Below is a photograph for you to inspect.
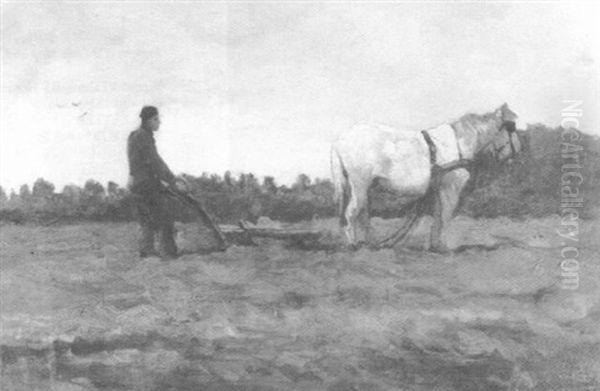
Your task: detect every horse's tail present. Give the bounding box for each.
[330,145,351,227]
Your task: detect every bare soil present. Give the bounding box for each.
[1,216,599,390]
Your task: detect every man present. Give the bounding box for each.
[127,106,184,259]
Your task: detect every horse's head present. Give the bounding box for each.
[488,103,521,161]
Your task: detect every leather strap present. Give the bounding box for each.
[422,129,472,175]
[421,130,437,166]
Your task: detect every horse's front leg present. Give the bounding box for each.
[430,168,470,253]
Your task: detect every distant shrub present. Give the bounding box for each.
[459,125,600,219]
[0,208,26,224]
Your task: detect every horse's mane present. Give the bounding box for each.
[453,112,498,136]
[449,110,502,156]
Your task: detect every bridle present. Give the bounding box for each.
[494,120,517,157]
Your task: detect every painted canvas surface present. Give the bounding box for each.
[1,2,599,390]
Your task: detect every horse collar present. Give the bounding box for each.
[421,128,471,174]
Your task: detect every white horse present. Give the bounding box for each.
[331,103,520,252]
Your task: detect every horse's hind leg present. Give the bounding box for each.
[344,180,370,246]
[358,199,372,244]
[344,181,369,245]
[343,189,358,245]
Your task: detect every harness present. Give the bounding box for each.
[421,127,471,175]
[375,119,517,249]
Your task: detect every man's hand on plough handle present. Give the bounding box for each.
[161,179,229,251]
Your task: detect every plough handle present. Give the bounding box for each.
[164,186,228,250]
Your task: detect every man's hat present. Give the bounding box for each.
[139,106,158,120]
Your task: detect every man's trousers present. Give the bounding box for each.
[132,183,177,258]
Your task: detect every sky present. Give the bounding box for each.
[1,1,599,192]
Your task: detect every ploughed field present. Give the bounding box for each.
[1,216,599,390]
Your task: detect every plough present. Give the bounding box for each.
[166,187,322,251]
[221,220,322,247]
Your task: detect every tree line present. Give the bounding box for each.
[0,173,337,225]
[1,125,599,225]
